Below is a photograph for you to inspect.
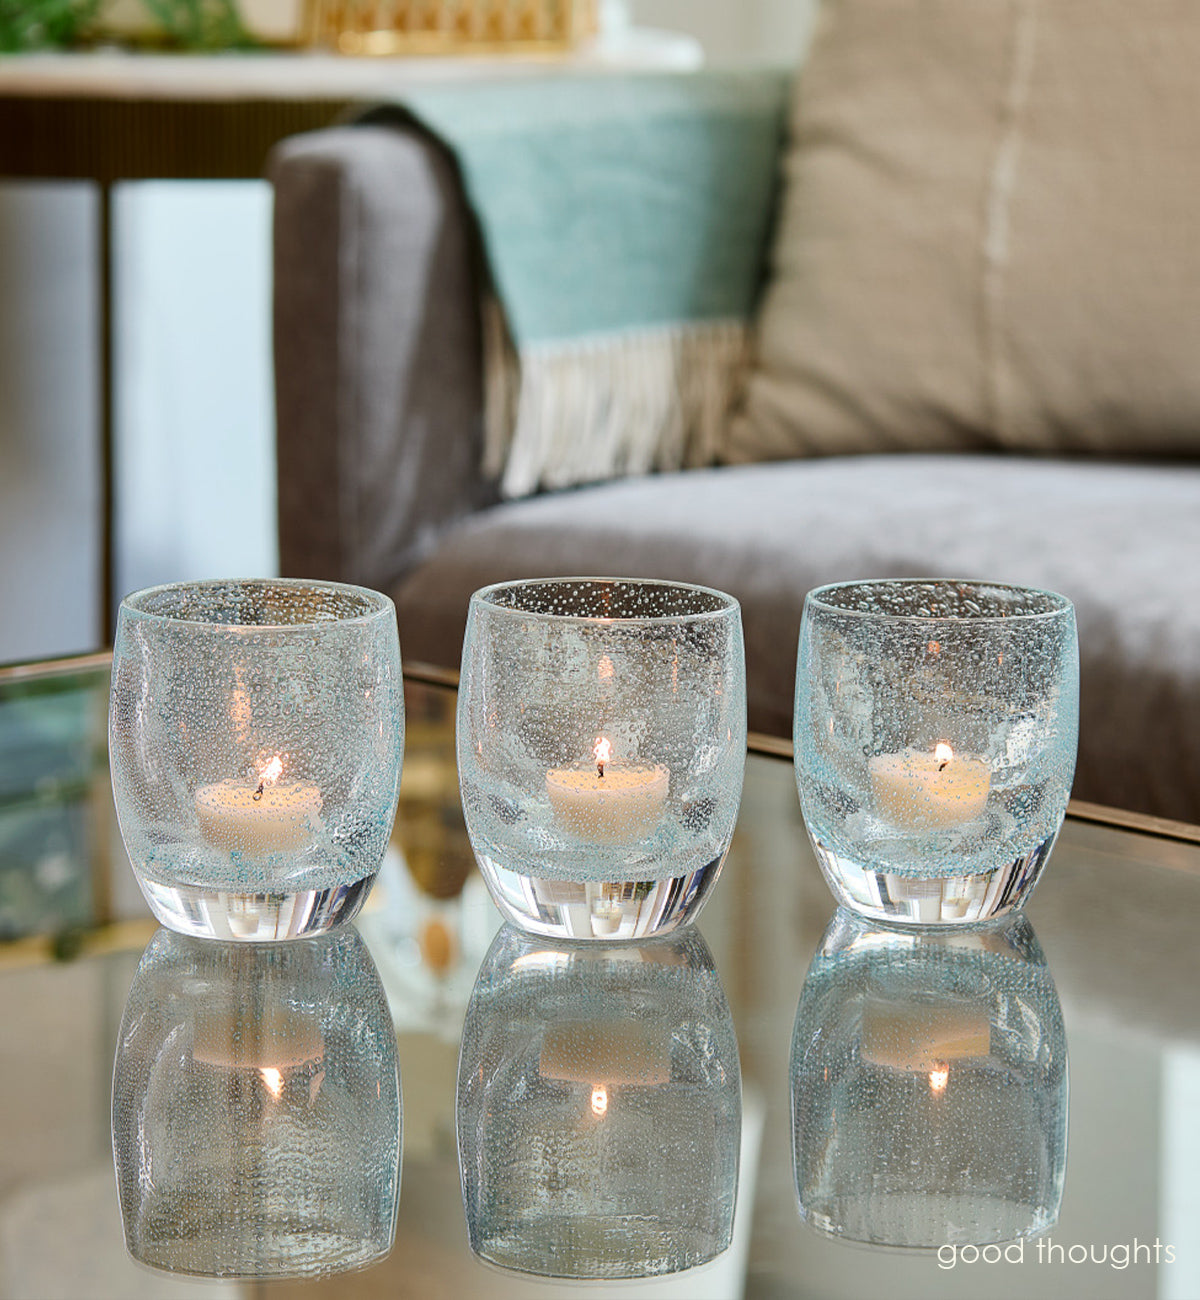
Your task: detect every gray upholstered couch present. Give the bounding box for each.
[269,70,1200,826]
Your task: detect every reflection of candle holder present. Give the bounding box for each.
[112,926,401,1278]
[794,580,1078,925]
[457,924,741,1278]
[791,908,1067,1250]
[457,578,746,940]
[109,579,404,941]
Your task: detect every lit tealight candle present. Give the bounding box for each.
[545,738,669,844]
[196,754,323,855]
[868,742,990,830]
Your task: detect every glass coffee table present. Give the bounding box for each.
[1,653,1198,1299]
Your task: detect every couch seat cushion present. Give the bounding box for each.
[395,455,1200,824]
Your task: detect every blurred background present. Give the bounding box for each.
[0,0,816,665]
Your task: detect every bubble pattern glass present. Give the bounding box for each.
[794,580,1078,925]
[791,909,1068,1250]
[112,926,401,1279]
[457,578,746,940]
[457,924,742,1279]
[109,579,404,941]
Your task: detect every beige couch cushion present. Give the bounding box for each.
[728,0,1200,461]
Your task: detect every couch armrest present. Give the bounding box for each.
[270,124,496,592]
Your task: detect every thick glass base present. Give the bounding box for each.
[811,832,1058,926]
[476,855,723,941]
[473,1215,727,1280]
[799,1191,1055,1251]
[135,871,376,941]
[130,1224,389,1280]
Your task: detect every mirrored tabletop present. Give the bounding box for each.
[1,654,1197,1300]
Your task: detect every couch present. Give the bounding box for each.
[269,5,1200,826]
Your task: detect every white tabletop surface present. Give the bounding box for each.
[0,28,703,100]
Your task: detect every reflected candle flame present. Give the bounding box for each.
[260,1067,285,1099]
[590,1084,609,1118]
[929,1064,949,1095]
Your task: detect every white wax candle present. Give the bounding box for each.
[538,1020,671,1086]
[868,743,990,830]
[859,997,991,1072]
[196,756,322,855]
[546,738,669,843]
[192,1007,324,1071]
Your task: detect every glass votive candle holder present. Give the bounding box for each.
[457,924,741,1279]
[791,909,1067,1250]
[109,579,404,941]
[794,580,1078,926]
[457,578,746,941]
[112,926,401,1279]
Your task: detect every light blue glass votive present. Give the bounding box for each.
[109,579,404,941]
[795,580,1078,925]
[112,927,401,1279]
[457,578,746,941]
[457,924,742,1279]
[791,909,1068,1250]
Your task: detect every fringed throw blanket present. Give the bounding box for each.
[360,72,788,498]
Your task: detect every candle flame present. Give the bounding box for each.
[597,655,615,681]
[934,743,954,767]
[254,754,285,801]
[591,1083,609,1118]
[260,1067,284,1099]
[929,1064,949,1095]
[594,737,612,778]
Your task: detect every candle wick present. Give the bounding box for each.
[253,780,265,801]
[597,762,605,780]
[938,760,949,772]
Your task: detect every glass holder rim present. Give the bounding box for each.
[117,576,397,633]
[470,575,742,627]
[803,577,1075,625]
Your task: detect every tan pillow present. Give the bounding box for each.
[727,0,1200,462]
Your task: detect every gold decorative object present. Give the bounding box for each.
[393,685,476,901]
[304,0,597,56]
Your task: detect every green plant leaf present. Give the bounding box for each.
[0,0,102,52]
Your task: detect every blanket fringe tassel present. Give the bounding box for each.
[483,304,749,500]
